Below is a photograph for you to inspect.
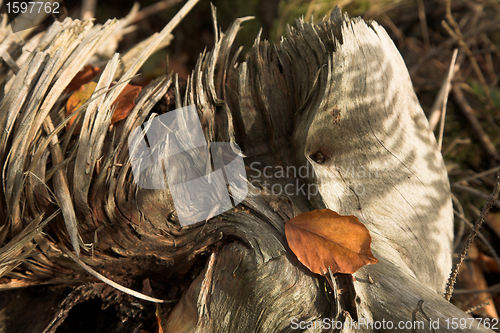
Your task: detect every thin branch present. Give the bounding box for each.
[465,301,491,314]
[453,209,500,274]
[452,194,465,251]
[130,0,184,25]
[451,183,500,208]
[444,169,500,301]
[453,166,500,185]
[443,0,495,110]
[454,283,500,294]
[451,85,500,162]
[442,137,470,156]
[81,0,97,20]
[416,0,430,50]
[0,49,19,74]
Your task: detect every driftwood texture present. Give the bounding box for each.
[0,5,493,333]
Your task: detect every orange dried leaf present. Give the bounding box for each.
[285,209,378,276]
[65,81,97,130]
[477,252,500,273]
[110,84,141,124]
[65,65,100,92]
[65,83,141,134]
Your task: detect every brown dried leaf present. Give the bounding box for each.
[285,209,378,275]
[64,64,101,93]
[110,84,142,124]
[65,83,141,134]
[65,81,97,132]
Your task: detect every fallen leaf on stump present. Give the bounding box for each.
[284,209,378,276]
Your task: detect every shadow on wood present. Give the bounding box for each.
[0,5,492,333]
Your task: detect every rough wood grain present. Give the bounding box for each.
[0,6,491,333]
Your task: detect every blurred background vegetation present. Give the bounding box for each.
[49,0,500,323]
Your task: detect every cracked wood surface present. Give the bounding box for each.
[0,6,491,333]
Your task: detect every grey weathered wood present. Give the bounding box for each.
[164,8,490,333]
[0,5,492,333]
[290,13,459,331]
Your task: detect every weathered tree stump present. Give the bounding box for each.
[0,4,493,333]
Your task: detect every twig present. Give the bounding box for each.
[328,266,346,333]
[130,0,184,25]
[444,169,500,301]
[437,49,458,150]
[410,21,500,76]
[454,166,500,184]
[442,137,470,156]
[451,85,500,163]
[305,0,317,22]
[454,283,500,294]
[452,195,465,251]
[42,284,98,333]
[416,0,430,50]
[481,35,497,83]
[443,0,495,110]
[81,0,97,20]
[453,209,500,274]
[380,15,405,48]
[465,301,490,314]
[450,183,500,208]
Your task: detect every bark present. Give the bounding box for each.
[0,5,492,333]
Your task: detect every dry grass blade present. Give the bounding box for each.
[429,48,457,133]
[454,167,500,185]
[63,247,175,304]
[437,48,458,150]
[451,183,500,208]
